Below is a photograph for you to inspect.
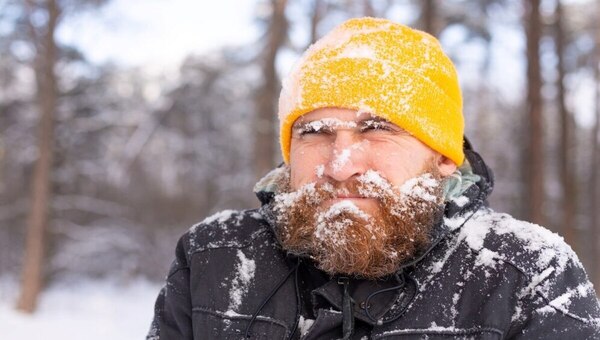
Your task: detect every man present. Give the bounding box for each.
[148,17,600,339]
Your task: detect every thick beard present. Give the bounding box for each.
[271,165,445,279]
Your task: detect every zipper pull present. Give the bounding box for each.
[337,277,354,340]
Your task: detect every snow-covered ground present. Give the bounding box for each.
[0,277,161,340]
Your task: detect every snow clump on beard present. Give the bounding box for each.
[271,167,445,279]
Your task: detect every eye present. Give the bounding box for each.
[294,121,332,136]
[298,125,321,135]
[360,120,395,133]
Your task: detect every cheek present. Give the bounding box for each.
[369,143,408,168]
[366,145,424,185]
[290,145,329,188]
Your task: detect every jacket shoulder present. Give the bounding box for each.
[450,208,576,274]
[448,208,600,324]
[183,208,273,256]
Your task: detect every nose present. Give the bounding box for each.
[323,132,367,182]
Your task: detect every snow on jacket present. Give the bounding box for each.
[148,147,600,339]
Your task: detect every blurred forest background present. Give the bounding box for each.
[1,0,599,315]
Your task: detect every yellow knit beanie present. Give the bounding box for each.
[278,17,465,165]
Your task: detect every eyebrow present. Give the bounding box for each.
[293,116,387,126]
[292,118,358,131]
[292,116,406,133]
[358,116,390,124]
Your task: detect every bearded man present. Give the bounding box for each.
[148,18,600,339]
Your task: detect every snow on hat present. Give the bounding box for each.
[278,17,465,165]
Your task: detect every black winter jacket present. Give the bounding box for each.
[148,149,600,339]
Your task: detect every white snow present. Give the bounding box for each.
[228,250,256,311]
[461,210,577,274]
[425,235,464,277]
[314,200,372,245]
[381,323,462,336]
[534,282,598,322]
[548,282,593,311]
[358,169,442,208]
[315,164,325,178]
[356,104,377,117]
[522,267,555,297]
[0,277,160,340]
[443,210,578,294]
[358,170,393,196]
[298,315,315,336]
[428,322,457,331]
[443,215,467,231]
[224,309,242,317]
[200,209,238,225]
[339,44,377,60]
[298,118,358,134]
[442,208,595,324]
[332,148,351,172]
[274,182,319,209]
[475,248,499,268]
[399,173,440,202]
[250,211,263,220]
[322,200,370,221]
[331,142,368,174]
[450,292,460,320]
[189,209,243,236]
[315,218,352,245]
[452,195,469,207]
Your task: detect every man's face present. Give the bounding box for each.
[272,107,458,278]
[289,107,456,215]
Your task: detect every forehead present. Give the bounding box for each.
[293,107,392,126]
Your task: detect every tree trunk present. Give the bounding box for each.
[363,0,375,17]
[254,0,288,180]
[554,1,578,250]
[309,0,325,45]
[593,0,600,292]
[16,0,59,313]
[593,81,600,290]
[524,0,545,226]
[421,0,438,36]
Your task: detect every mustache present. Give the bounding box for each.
[275,170,442,212]
[314,170,396,197]
[316,181,362,197]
